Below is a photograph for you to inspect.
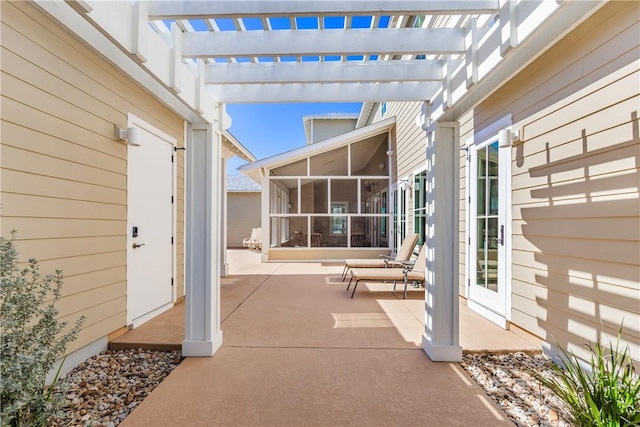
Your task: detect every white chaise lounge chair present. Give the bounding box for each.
[341,232,419,280]
[242,227,262,251]
[347,244,426,299]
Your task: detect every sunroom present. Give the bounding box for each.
[240,117,396,262]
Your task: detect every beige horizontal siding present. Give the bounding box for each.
[1,1,185,352]
[458,111,473,297]
[472,1,640,361]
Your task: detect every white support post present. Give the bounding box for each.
[170,22,183,94]
[183,119,223,357]
[220,152,229,277]
[131,0,148,62]
[260,172,270,263]
[464,17,478,89]
[195,59,206,114]
[500,0,518,56]
[422,122,462,362]
[443,57,453,111]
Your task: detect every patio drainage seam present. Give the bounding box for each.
[221,274,272,324]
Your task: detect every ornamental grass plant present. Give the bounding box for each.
[0,233,84,426]
[535,331,640,427]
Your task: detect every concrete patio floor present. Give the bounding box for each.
[117,249,540,426]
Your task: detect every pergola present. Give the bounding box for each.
[36,0,603,361]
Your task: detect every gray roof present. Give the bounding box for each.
[227,174,261,192]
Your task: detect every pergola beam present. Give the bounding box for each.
[183,28,465,58]
[205,60,443,84]
[207,82,441,103]
[148,1,499,19]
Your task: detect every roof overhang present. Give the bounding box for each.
[222,130,256,162]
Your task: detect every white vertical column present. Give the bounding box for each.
[183,119,223,357]
[422,122,462,362]
[220,154,229,277]
[260,173,270,263]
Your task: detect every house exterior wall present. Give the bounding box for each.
[311,119,357,143]
[366,2,639,362]
[371,102,425,240]
[227,193,261,248]
[468,1,640,361]
[0,1,186,353]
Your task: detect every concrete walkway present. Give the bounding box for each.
[118,249,540,426]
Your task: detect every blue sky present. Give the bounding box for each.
[226,102,363,172]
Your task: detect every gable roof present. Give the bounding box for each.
[238,116,395,180]
[227,174,261,192]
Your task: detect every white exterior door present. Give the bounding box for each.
[468,137,511,328]
[127,116,175,327]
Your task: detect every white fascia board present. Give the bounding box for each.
[356,102,376,129]
[222,130,257,163]
[148,1,499,19]
[239,117,396,173]
[206,60,443,84]
[208,82,441,103]
[433,0,606,123]
[36,1,217,124]
[183,28,465,58]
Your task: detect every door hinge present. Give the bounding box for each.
[171,196,174,203]
[171,155,174,163]
[468,237,470,245]
[171,278,174,286]
[171,236,174,245]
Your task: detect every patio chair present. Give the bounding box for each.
[242,227,262,251]
[347,244,426,299]
[341,232,419,280]
[310,233,323,247]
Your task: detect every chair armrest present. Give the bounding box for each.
[378,255,394,260]
[400,261,416,272]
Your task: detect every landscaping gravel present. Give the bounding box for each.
[50,349,571,426]
[49,349,182,427]
[461,352,573,427]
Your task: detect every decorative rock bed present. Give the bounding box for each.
[50,349,182,427]
[461,352,573,426]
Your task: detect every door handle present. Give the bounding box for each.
[493,225,504,246]
[132,243,146,249]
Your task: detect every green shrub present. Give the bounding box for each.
[535,331,640,427]
[0,233,84,426]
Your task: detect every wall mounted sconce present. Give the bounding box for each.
[115,125,141,146]
[398,179,413,192]
[498,128,521,148]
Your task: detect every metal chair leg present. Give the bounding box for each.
[347,276,353,290]
[403,276,409,299]
[351,280,359,298]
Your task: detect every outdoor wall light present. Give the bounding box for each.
[498,128,521,148]
[115,125,141,146]
[398,179,412,192]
